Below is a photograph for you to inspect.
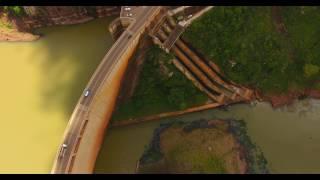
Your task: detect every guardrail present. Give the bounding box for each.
[66,113,90,172]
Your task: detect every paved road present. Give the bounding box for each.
[120,6,140,19]
[52,6,161,174]
[163,24,185,50]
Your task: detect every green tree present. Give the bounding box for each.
[304,63,319,78]
[4,6,24,16]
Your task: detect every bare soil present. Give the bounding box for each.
[254,88,320,108]
[0,28,39,41]
[0,15,39,42]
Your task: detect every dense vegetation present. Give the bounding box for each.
[112,46,207,121]
[0,6,24,29]
[183,7,320,94]
[2,6,24,17]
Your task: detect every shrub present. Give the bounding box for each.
[304,63,319,78]
[4,6,24,17]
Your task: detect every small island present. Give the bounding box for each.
[138,119,269,174]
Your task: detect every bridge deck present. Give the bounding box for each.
[162,24,185,51]
[51,6,162,174]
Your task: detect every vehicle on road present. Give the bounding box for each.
[127,30,133,39]
[124,7,131,11]
[59,143,68,158]
[84,90,90,97]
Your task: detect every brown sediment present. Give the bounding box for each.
[0,6,120,42]
[305,89,320,98]
[16,6,120,31]
[261,91,302,108]
[0,15,39,42]
[0,28,40,42]
[255,88,320,108]
[265,89,320,108]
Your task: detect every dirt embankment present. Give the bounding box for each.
[0,14,40,41]
[256,89,320,108]
[0,27,40,42]
[20,6,120,31]
[0,6,120,42]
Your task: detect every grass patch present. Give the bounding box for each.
[112,46,208,121]
[138,119,268,173]
[167,143,226,173]
[183,6,320,94]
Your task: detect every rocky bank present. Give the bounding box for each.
[0,6,120,41]
[254,88,320,108]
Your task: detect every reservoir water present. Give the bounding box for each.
[95,99,320,173]
[0,15,319,174]
[0,17,115,173]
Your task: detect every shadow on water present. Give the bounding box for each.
[31,17,116,119]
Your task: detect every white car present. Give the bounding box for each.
[59,143,68,158]
[127,13,133,17]
[84,90,90,97]
[124,7,131,11]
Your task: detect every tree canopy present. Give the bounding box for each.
[183,7,320,94]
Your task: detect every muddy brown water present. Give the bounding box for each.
[0,17,115,173]
[1,15,319,174]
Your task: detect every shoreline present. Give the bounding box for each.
[0,12,40,42]
[257,88,320,108]
[0,28,40,42]
[111,87,320,128]
[138,119,268,173]
[0,16,117,42]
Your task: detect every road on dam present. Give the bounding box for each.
[52,6,161,173]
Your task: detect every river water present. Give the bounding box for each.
[1,15,319,174]
[95,98,320,173]
[0,17,115,173]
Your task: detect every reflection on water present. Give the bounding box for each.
[95,98,320,173]
[0,17,114,173]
